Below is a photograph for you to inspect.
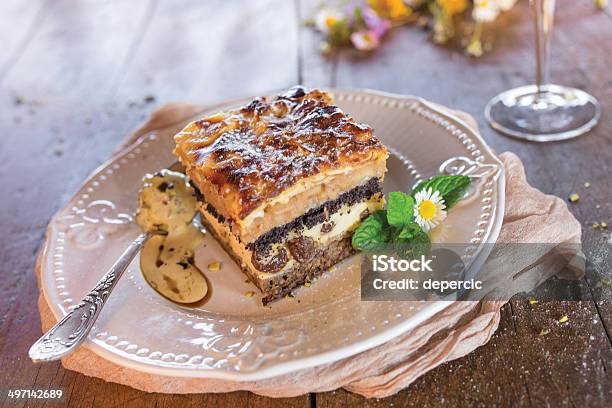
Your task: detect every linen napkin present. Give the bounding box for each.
[35,102,581,398]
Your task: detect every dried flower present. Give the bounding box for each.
[362,7,392,36]
[473,0,517,22]
[315,7,345,33]
[473,0,500,22]
[558,315,569,324]
[368,0,412,23]
[319,41,333,55]
[328,18,352,46]
[529,297,538,305]
[437,0,469,16]
[309,0,518,56]
[466,23,484,57]
[351,29,382,51]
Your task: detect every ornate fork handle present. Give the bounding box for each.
[29,232,151,362]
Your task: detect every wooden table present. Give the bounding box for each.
[1,0,610,406]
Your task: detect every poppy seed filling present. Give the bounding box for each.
[192,177,382,251]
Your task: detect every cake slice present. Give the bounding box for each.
[173,87,388,303]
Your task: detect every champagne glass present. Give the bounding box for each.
[485,0,601,142]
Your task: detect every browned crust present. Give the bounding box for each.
[174,87,388,221]
[200,213,354,304]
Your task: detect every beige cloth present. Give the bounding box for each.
[35,103,582,398]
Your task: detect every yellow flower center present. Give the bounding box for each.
[325,16,337,28]
[419,200,437,220]
[362,32,375,44]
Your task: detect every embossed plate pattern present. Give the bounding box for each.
[39,90,505,380]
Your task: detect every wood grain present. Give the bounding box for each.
[0,0,610,406]
[0,1,304,407]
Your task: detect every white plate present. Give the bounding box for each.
[40,89,505,381]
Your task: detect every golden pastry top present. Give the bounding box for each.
[173,87,388,221]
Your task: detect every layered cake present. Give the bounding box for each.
[173,87,388,303]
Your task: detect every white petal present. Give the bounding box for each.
[414,189,426,202]
[473,5,499,22]
[314,8,342,33]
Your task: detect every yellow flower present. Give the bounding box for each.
[437,0,469,16]
[368,0,412,22]
[466,35,483,57]
[466,22,483,57]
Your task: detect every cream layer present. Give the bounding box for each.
[189,156,387,243]
[198,194,383,280]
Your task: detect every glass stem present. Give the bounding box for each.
[533,0,555,95]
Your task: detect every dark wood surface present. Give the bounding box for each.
[1,0,610,406]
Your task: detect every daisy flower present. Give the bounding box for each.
[350,30,381,51]
[413,188,447,232]
[314,7,344,33]
[472,0,515,23]
[472,1,500,22]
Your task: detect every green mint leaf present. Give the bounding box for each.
[351,210,391,252]
[394,229,431,260]
[387,192,415,228]
[396,222,421,240]
[412,175,471,209]
[410,230,432,257]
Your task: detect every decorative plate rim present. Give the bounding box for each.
[39,88,505,381]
